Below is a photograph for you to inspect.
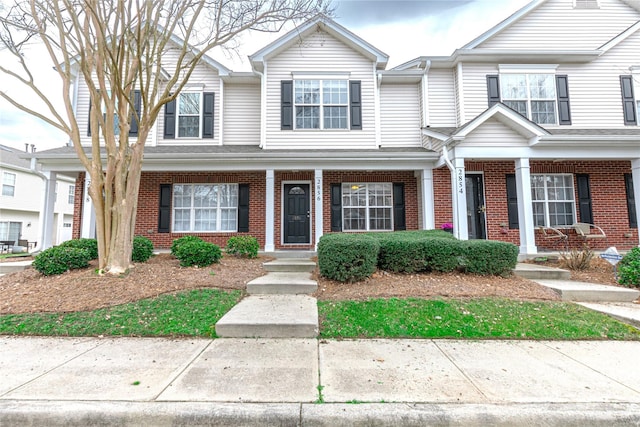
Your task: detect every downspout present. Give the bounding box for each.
[29,157,52,254]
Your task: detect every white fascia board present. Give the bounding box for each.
[454,104,549,139]
[498,64,559,73]
[426,50,600,68]
[462,0,547,49]
[453,144,640,160]
[422,129,449,141]
[599,20,640,52]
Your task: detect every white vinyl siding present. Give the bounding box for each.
[223,83,261,145]
[428,68,457,127]
[264,30,377,149]
[379,84,422,147]
[478,0,640,50]
[461,118,530,146]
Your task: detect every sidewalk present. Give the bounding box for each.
[1,336,640,425]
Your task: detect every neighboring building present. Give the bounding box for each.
[0,144,75,249]
[27,0,640,257]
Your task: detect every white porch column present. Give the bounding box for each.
[632,158,640,247]
[39,172,57,250]
[314,169,323,250]
[81,175,96,239]
[265,169,275,252]
[515,158,537,256]
[452,157,468,240]
[420,168,435,230]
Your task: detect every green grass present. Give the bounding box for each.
[318,298,640,340]
[0,253,31,259]
[0,289,242,337]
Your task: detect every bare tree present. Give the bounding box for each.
[0,0,328,275]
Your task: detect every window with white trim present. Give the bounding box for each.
[2,172,16,197]
[0,221,21,242]
[173,184,238,232]
[295,80,348,129]
[68,185,75,204]
[501,74,557,124]
[342,183,392,231]
[531,174,576,227]
[177,92,201,137]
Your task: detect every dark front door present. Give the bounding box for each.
[284,184,310,244]
[465,174,487,240]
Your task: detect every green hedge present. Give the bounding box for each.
[132,236,154,263]
[58,238,98,260]
[32,246,91,276]
[618,247,640,288]
[226,236,259,258]
[317,233,380,282]
[317,230,519,281]
[174,240,222,267]
[170,235,203,256]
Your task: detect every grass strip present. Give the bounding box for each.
[318,298,640,340]
[0,289,242,338]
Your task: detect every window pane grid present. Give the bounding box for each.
[2,172,16,197]
[177,93,201,137]
[342,183,393,231]
[295,79,348,129]
[501,74,557,125]
[531,174,575,227]
[173,184,238,232]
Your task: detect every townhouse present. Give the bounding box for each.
[29,0,640,257]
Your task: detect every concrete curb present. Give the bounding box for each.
[2,401,640,426]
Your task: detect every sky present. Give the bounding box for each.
[0,0,531,153]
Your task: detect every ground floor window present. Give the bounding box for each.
[342,183,393,231]
[531,174,575,227]
[0,221,21,243]
[173,184,238,232]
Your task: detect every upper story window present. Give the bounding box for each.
[294,80,348,129]
[501,74,557,125]
[163,91,215,139]
[487,67,571,126]
[2,172,16,197]
[68,185,75,204]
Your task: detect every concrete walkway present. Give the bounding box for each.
[1,336,640,426]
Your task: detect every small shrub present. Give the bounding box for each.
[373,234,460,273]
[618,247,640,288]
[317,233,380,282]
[560,246,594,271]
[174,240,222,267]
[132,236,154,262]
[459,240,519,276]
[58,238,98,260]
[226,236,259,258]
[171,235,203,256]
[32,246,91,276]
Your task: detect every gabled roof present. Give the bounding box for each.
[0,144,33,171]
[248,14,389,72]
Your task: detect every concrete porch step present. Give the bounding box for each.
[534,280,640,303]
[247,272,317,295]
[263,258,316,273]
[215,295,318,338]
[263,250,317,259]
[0,261,32,275]
[513,263,571,280]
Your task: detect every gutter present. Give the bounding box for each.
[29,158,49,254]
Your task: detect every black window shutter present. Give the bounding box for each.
[506,174,519,229]
[625,173,637,228]
[158,184,172,233]
[238,184,250,233]
[576,174,593,224]
[486,75,501,107]
[202,92,215,138]
[129,90,141,136]
[620,75,637,126]
[349,80,362,130]
[330,184,342,232]
[393,183,406,231]
[555,75,571,125]
[281,80,293,130]
[164,98,176,139]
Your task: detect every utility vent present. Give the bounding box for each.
[574,0,599,9]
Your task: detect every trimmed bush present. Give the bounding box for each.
[226,236,259,258]
[132,236,154,263]
[618,247,640,288]
[459,240,519,276]
[58,238,98,260]
[317,233,380,282]
[32,246,91,276]
[372,231,460,273]
[174,240,222,267]
[170,235,203,256]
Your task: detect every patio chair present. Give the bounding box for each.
[573,223,608,247]
[539,226,568,251]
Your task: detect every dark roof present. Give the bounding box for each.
[0,145,34,170]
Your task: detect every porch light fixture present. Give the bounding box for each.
[351,184,360,190]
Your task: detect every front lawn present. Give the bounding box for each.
[0,289,242,337]
[318,298,640,340]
